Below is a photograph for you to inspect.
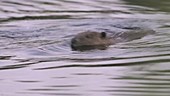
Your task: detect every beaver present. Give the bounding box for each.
[71,29,155,51]
[71,31,122,51]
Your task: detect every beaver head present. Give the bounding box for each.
[71,31,113,51]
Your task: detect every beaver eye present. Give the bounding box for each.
[101,32,106,38]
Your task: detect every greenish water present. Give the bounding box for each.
[0,0,170,96]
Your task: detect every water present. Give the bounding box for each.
[0,0,170,96]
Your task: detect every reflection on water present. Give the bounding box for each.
[0,0,170,96]
[1,0,170,21]
[124,0,170,12]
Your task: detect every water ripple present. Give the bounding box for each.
[0,1,170,96]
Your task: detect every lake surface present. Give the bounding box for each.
[0,0,170,96]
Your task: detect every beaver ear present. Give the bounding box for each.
[101,32,106,38]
